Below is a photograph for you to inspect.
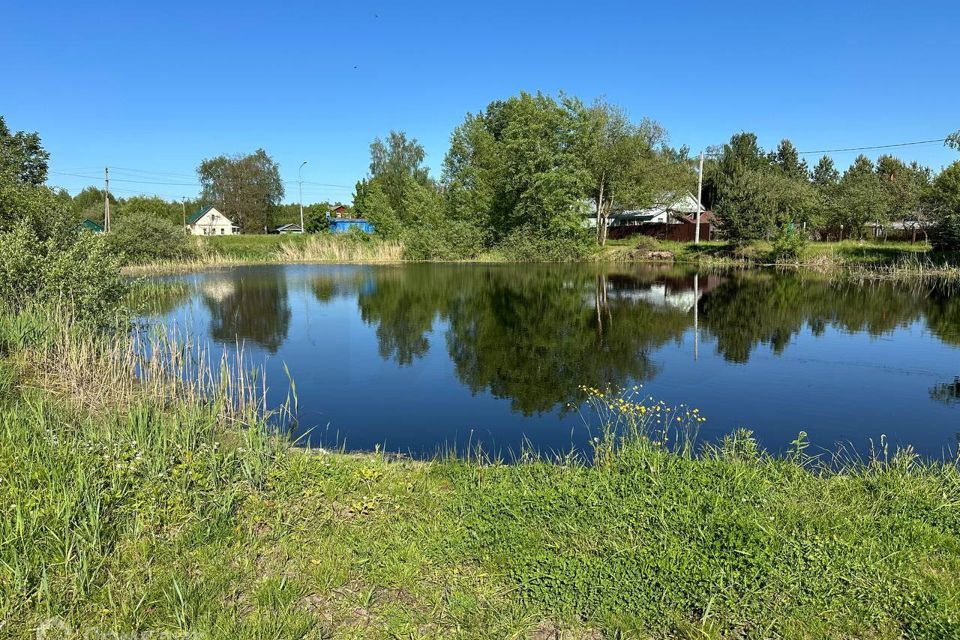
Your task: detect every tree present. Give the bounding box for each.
[0,116,71,241]
[710,133,820,241]
[369,131,431,214]
[811,156,839,187]
[442,92,591,243]
[582,101,691,245]
[353,178,402,239]
[771,139,808,181]
[353,130,441,240]
[835,155,887,238]
[71,186,117,223]
[106,213,194,264]
[947,130,960,151]
[875,155,931,225]
[0,116,49,186]
[116,195,181,224]
[197,149,283,233]
[928,161,960,250]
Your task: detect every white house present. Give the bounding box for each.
[186,206,238,236]
[275,223,303,235]
[610,192,703,227]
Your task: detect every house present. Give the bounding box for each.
[329,204,349,218]
[329,218,374,234]
[609,192,702,228]
[186,206,238,236]
[864,219,928,242]
[77,218,104,234]
[275,223,304,235]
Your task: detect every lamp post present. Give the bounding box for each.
[298,161,307,234]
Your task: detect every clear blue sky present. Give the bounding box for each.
[2,0,958,204]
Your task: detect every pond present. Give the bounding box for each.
[143,263,960,458]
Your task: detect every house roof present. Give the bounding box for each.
[682,210,717,224]
[187,205,218,225]
[78,218,103,232]
[611,212,659,222]
[276,223,303,231]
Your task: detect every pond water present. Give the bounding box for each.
[143,263,960,458]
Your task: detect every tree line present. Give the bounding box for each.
[4,97,960,257]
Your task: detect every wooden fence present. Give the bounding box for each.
[607,223,711,242]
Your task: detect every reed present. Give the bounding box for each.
[275,235,404,263]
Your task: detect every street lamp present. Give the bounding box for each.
[298,161,308,234]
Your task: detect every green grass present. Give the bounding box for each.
[2,310,959,638]
[601,236,960,272]
[122,233,960,280]
[203,234,314,260]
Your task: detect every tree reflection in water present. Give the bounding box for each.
[201,268,291,353]
[192,263,960,418]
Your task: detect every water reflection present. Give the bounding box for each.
[147,264,960,455]
[201,269,291,353]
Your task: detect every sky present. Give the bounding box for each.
[2,0,958,204]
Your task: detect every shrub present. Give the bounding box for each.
[771,224,807,263]
[498,224,594,262]
[107,213,195,264]
[0,224,128,323]
[630,235,661,252]
[403,218,485,261]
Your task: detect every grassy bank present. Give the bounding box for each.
[121,233,960,278]
[2,308,960,638]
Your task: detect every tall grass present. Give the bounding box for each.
[2,307,960,638]
[275,235,403,263]
[0,306,287,636]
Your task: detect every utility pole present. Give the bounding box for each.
[694,151,705,244]
[180,198,186,228]
[298,161,307,233]
[104,167,111,232]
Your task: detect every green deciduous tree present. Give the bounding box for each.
[197,149,283,233]
[0,117,72,242]
[443,92,591,246]
[0,116,49,186]
[353,130,443,243]
[582,101,691,244]
[106,213,195,264]
[928,161,960,250]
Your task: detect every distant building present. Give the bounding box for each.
[329,204,349,218]
[77,218,104,234]
[329,218,374,234]
[610,192,702,228]
[186,206,237,236]
[275,223,304,235]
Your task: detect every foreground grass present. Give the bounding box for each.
[2,313,960,638]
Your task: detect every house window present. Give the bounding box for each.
[220,228,224,235]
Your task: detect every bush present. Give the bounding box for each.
[771,224,807,263]
[0,224,128,323]
[630,235,661,252]
[498,224,594,262]
[403,218,486,261]
[107,213,195,264]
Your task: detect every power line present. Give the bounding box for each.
[796,138,946,155]
[50,170,355,190]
